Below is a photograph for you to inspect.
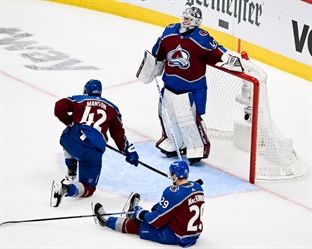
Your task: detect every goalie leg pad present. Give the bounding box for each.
[156,90,185,153]
[156,136,178,154]
[161,88,210,159]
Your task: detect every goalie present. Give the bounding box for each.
[136,7,244,164]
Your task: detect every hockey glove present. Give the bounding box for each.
[124,144,139,167]
[151,203,159,211]
[154,61,165,77]
[216,52,244,72]
[134,206,147,222]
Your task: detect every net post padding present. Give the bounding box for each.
[204,59,309,183]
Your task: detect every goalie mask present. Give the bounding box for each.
[179,7,203,34]
[83,79,102,96]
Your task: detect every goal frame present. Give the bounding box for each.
[207,64,259,183]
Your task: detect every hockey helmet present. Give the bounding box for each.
[169,160,189,179]
[180,7,203,33]
[83,79,102,96]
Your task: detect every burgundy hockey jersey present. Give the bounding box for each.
[144,181,205,238]
[54,95,130,151]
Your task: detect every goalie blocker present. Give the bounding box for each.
[136,50,164,84]
[156,88,210,165]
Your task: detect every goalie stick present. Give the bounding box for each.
[155,77,183,161]
[136,51,182,160]
[0,211,134,226]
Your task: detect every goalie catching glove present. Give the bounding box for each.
[216,51,244,73]
[124,144,139,166]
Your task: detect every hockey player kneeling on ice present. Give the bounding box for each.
[136,7,244,165]
[51,79,139,207]
[93,161,205,248]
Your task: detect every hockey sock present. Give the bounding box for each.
[66,184,79,197]
[106,217,118,230]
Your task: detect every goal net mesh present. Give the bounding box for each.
[202,58,309,182]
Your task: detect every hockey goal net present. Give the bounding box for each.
[202,52,309,183]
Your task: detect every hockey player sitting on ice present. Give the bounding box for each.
[136,7,244,165]
[93,160,205,248]
[51,79,139,207]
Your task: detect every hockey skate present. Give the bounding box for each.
[92,202,108,227]
[188,158,201,165]
[65,171,77,182]
[50,179,69,207]
[160,148,187,158]
[122,192,140,219]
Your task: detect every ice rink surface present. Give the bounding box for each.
[1,1,311,248]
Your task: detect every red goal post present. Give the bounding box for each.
[203,53,309,183]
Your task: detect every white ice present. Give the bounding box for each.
[0,1,311,248]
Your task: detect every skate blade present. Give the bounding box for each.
[91,202,99,224]
[50,180,61,207]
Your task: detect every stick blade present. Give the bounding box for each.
[195,179,204,185]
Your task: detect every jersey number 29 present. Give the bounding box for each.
[188,203,204,232]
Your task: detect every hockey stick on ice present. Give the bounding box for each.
[155,77,183,161]
[0,211,134,226]
[106,144,168,178]
[106,144,203,185]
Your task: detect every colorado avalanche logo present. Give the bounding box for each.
[170,185,179,192]
[167,45,190,69]
[167,23,175,28]
[199,30,208,36]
